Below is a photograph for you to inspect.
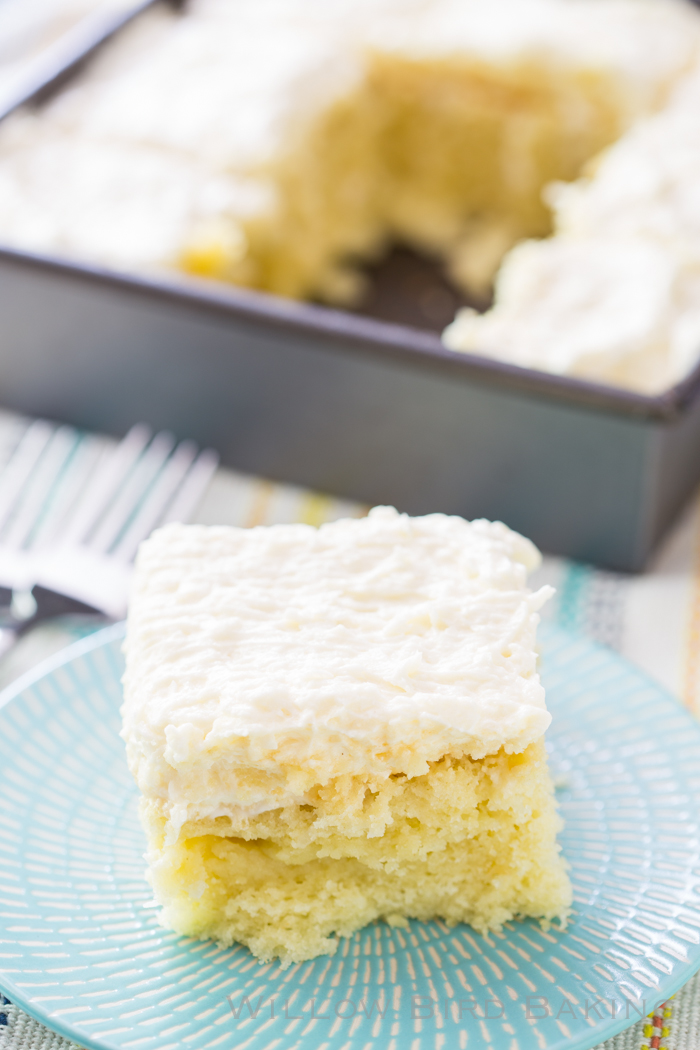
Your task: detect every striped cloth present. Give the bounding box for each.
[1,422,700,1050]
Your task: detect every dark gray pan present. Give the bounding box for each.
[0,0,698,571]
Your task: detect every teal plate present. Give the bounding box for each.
[1,622,700,1050]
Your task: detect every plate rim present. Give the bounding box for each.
[0,620,126,716]
[0,621,699,1050]
[0,622,127,1050]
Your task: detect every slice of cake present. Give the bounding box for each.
[122,507,571,966]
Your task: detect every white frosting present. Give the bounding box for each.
[444,235,700,391]
[122,508,552,831]
[551,102,700,260]
[0,1,369,269]
[371,0,699,110]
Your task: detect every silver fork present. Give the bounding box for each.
[0,419,218,651]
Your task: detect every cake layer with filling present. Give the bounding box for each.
[141,739,569,965]
[122,507,570,964]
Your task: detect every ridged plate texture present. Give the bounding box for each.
[0,623,699,1050]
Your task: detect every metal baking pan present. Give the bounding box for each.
[0,2,699,573]
[0,0,161,123]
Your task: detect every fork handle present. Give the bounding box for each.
[0,585,106,637]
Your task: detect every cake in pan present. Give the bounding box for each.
[121,507,570,965]
[444,62,700,392]
[0,0,699,391]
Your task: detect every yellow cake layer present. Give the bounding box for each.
[143,740,571,966]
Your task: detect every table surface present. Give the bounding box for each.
[0,408,698,1050]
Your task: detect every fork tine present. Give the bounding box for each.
[58,423,151,546]
[29,434,107,549]
[2,426,77,550]
[159,448,219,527]
[89,430,175,554]
[112,440,199,564]
[0,420,54,535]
